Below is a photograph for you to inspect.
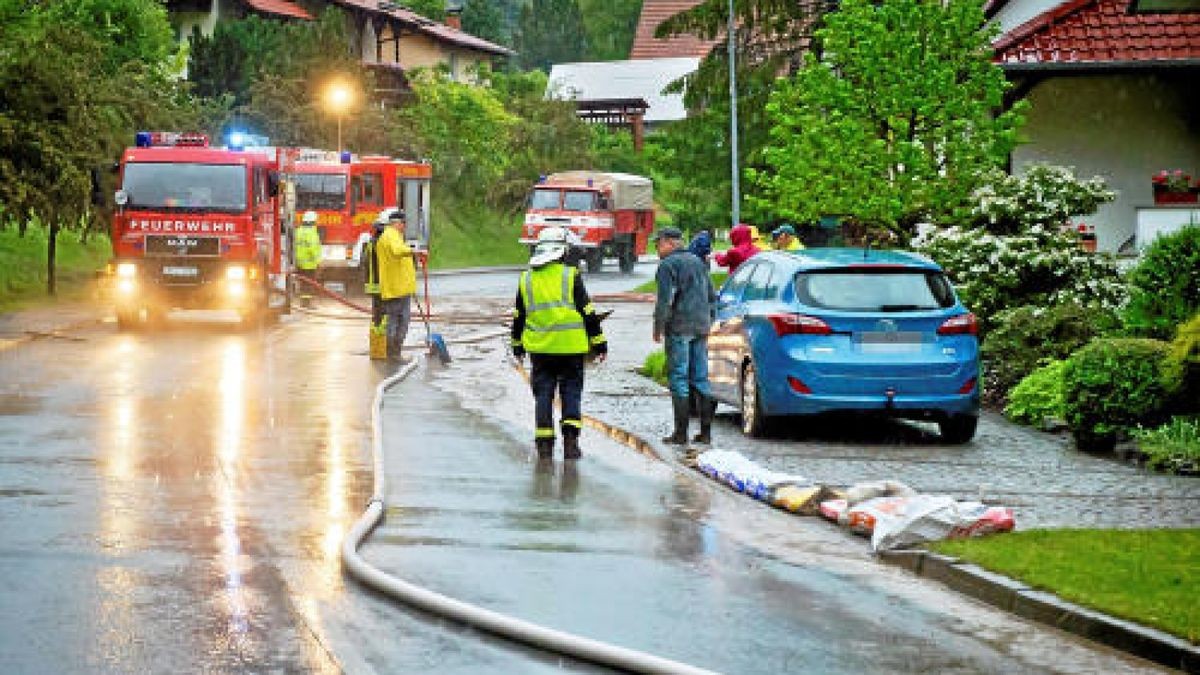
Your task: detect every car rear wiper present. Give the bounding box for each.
[878,304,929,312]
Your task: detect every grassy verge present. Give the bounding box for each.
[427,198,529,270]
[633,271,728,294]
[931,529,1200,642]
[0,225,111,313]
[639,349,668,385]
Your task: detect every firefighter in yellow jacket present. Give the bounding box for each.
[295,210,323,278]
[512,227,607,460]
[376,208,419,362]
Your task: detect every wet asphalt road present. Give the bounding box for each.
[0,264,1171,673]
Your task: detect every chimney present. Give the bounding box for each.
[445,1,462,30]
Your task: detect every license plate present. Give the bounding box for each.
[162,265,198,277]
[857,331,923,352]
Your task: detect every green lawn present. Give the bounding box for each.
[427,199,528,270]
[0,225,111,312]
[931,529,1200,642]
[633,271,728,293]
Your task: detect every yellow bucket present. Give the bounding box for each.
[369,319,388,360]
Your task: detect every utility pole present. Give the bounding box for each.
[728,0,740,227]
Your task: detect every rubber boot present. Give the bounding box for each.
[563,433,582,460]
[692,395,714,445]
[535,438,554,459]
[662,396,690,445]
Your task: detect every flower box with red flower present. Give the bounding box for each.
[1076,222,1097,252]
[1152,169,1199,204]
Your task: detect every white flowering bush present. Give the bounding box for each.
[970,164,1116,234]
[915,223,1127,334]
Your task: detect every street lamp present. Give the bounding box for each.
[325,81,353,153]
[728,0,740,228]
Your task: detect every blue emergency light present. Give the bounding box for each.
[339,151,352,164]
[228,132,247,150]
[135,131,153,148]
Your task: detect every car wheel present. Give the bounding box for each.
[618,245,636,273]
[585,250,603,274]
[939,415,978,444]
[740,361,769,438]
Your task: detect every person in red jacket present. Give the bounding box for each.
[714,223,761,274]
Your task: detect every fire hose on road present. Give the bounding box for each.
[340,359,716,675]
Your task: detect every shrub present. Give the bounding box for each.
[1123,225,1200,339]
[1063,338,1179,451]
[982,304,1118,403]
[1165,313,1200,413]
[639,350,667,386]
[1004,360,1067,427]
[1133,416,1200,474]
[970,165,1116,236]
[915,224,1126,336]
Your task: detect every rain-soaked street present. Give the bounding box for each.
[0,265,1177,673]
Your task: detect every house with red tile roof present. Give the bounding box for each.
[630,0,722,59]
[988,0,1200,252]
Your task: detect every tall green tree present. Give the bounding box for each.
[749,0,1025,237]
[578,0,642,60]
[463,0,510,46]
[515,0,589,72]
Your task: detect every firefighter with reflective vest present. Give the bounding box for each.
[295,210,323,278]
[362,213,388,328]
[511,227,607,460]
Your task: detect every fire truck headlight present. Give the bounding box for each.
[227,280,246,298]
[116,278,136,294]
[225,265,247,281]
[116,263,137,278]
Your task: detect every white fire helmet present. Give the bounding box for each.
[302,210,319,224]
[529,226,580,267]
[375,207,403,225]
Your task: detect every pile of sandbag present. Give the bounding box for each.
[692,451,1015,552]
[694,450,844,516]
[818,480,1015,552]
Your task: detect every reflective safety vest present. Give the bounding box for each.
[362,237,380,295]
[519,263,589,355]
[295,224,322,271]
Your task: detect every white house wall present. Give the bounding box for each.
[1012,73,1200,252]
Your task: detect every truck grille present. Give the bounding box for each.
[145,235,220,257]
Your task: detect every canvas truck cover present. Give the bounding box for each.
[546,171,653,211]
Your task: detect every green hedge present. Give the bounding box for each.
[1004,360,1066,428]
[982,304,1117,404]
[1124,225,1200,339]
[1165,313,1200,413]
[1063,338,1179,451]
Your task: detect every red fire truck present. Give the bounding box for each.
[108,131,296,329]
[520,171,655,274]
[293,151,432,287]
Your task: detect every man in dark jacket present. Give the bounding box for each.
[652,227,717,445]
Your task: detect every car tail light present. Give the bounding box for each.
[937,313,978,336]
[768,313,832,336]
[787,376,812,394]
[957,377,977,394]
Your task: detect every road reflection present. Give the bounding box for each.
[216,340,249,638]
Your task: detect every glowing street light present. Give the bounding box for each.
[324,80,354,153]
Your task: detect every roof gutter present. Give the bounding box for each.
[998,59,1200,72]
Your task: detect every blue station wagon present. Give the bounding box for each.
[707,248,980,443]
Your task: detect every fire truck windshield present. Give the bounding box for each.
[122,163,247,212]
[295,173,348,211]
[563,190,597,211]
[529,189,562,210]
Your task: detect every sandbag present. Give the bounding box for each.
[844,480,917,506]
[818,498,848,523]
[871,499,1015,552]
[771,485,844,516]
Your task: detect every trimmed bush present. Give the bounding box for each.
[1063,338,1179,451]
[982,304,1118,404]
[1005,360,1066,428]
[1165,313,1200,413]
[1124,225,1200,339]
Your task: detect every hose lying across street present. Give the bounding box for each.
[340,355,716,675]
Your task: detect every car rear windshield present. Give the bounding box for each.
[794,269,956,311]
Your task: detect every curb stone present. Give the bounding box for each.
[879,550,1200,672]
